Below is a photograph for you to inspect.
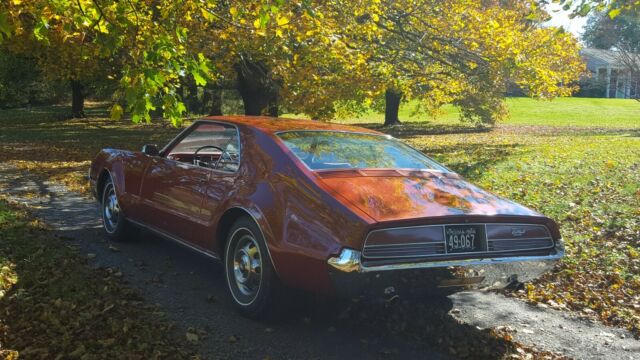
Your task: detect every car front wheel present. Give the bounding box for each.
[101,177,136,241]
[224,216,278,318]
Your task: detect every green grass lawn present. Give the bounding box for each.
[0,98,639,336]
[332,97,640,128]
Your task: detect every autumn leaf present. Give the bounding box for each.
[186,331,199,343]
[608,8,621,18]
[0,11,11,41]
[110,104,124,121]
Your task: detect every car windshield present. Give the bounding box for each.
[277,131,449,172]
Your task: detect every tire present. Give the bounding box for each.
[224,216,278,318]
[101,177,137,242]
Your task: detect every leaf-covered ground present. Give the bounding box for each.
[0,200,200,359]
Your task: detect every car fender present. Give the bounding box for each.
[90,149,136,215]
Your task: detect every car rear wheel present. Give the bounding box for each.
[101,177,137,242]
[224,216,278,318]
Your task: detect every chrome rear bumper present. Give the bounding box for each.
[327,242,564,297]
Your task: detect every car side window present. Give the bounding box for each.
[167,123,240,172]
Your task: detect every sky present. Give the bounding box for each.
[545,3,589,39]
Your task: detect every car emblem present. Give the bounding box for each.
[511,228,526,237]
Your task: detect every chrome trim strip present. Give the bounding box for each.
[128,219,221,261]
[274,129,392,138]
[363,244,443,259]
[315,168,450,176]
[361,246,554,259]
[365,241,443,248]
[484,223,489,250]
[359,248,565,273]
[489,237,553,241]
[328,243,564,273]
[441,225,447,254]
[489,238,554,243]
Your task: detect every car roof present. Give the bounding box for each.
[201,115,384,136]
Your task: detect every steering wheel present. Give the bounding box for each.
[193,145,224,168]
[214,149,236,170]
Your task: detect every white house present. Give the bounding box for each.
[581,48,639,99]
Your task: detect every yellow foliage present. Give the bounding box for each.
[1,0,586,124]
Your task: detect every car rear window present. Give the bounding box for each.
[277,131,449,172]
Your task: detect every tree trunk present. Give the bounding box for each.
[235,60,279,117]
[185,77,201,114]
[203,86,223,116]
[238,89,268,115]
[384,89,402,126]
[209,88,223,116]
[267,91,279,117]
[236,69,270,116]
[70,80,85,118]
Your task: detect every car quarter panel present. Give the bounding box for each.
[213,126,371,294]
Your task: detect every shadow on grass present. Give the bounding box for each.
[356,121,490,138]
[627,129,640,138]
[497,124,640,137]
[418,142,523,182]
[0,105,180,163]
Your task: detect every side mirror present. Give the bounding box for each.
[141,144,159,156]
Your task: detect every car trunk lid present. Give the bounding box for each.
[317,169,541,222]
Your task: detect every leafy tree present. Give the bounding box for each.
[345,0,585,125]
[186,1,376,119]
[2,0,364,122]
[0,52,68,108]
[207,0,585,125]
[584,9,640,50]
[536,0,639,18]
[1,1,123,117]
[583,8,640,100]
[1,0,214,123]
[0,0,586,126]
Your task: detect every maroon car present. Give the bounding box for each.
[89,116,563,317]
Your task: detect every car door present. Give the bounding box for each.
[138,122,240,248]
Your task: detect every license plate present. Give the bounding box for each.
[444,225,486,254]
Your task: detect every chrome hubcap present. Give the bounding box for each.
[232,234,262,297]
[103,185,120,233]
